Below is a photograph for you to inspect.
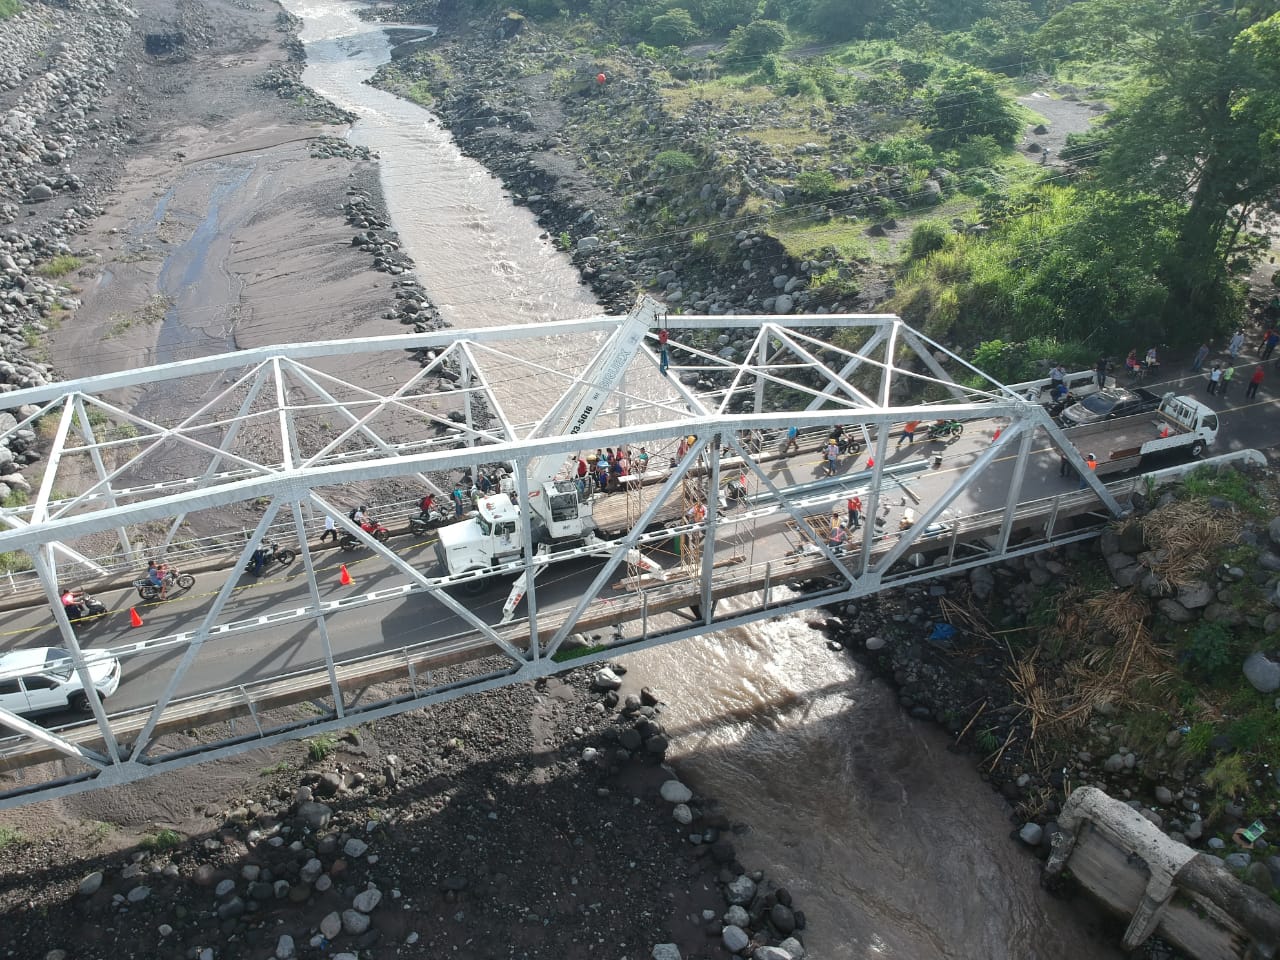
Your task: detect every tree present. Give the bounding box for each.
[1037,1,1280,333]
[927,67,1022,148]
[647,9,699,46]
[727,18,789,56]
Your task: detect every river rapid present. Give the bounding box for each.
[281,3,1119,957]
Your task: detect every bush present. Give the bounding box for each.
[906,222,950,261]
[654,149,698,173]
[1184,621,1236,681]
[794,170,836,200]
[727,19,788,57]
[647,9,698,47]
[862,135,934,168]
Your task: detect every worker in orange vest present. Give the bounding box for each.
[1078,453,1098,489]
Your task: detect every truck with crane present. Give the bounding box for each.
[433,296,668,614]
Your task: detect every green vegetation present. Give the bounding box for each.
[34,254,82,278]
[0,0,20,19]
[140,828,183,852]
[259,761,292,777]
[0,825,23,849]
[1179,465,1267,517]
[306,732,340,761]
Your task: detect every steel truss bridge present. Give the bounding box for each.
[0,304,1222,808]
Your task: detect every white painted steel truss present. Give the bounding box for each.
[0,303,1130,807]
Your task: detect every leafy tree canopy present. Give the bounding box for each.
[927,67,1022,147]
[1036,0,1280,332]
[726,18,789,57]
[647,8,700,46]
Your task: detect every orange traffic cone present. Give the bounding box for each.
[992,428,1002,442]
[129,607,144,628]
[866,456,875,469]
[339,564,353,586]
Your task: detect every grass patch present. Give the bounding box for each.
[259,760,292,777]
[34,254,82,278]
[1179,465,1267,517]
[140,828,183,852]
[106,295,169,339]
[306,732,340,761]
[743,128,831,150]
[660,78,775,115]
[551,642,610,663]
[0,825,23,849]
[773,218,872,262]
[0,0,20,19]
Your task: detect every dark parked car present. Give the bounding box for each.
[1059,387,1164,427]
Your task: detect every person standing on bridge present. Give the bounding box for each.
[1095,354,1109,387]
[1229,329,1246,360]
[827,521,847,552]
[824,437,839,476]
[1220,364,1235,399]
[1078,453,1098,490]
[1207,364,1222,395]
[897,420,920,447]
[1263,328,1280,361]
[1247,365,1265,399]
[1190,343,1210,373]
[781,425,800,455]
[847,494,862,530]
[1050,363,1066,389]
[320,514,338,544]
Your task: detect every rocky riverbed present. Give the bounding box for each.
[1,663,813,960]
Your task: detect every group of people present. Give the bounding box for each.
[577,445,651,495]
[1123,348,1160,379]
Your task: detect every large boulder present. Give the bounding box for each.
[1243,652,1280,693]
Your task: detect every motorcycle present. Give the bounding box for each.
[133,567,195,601]
[926,419,965,442]
[245,542,296,576]
[408,506,449,536]
[828,425,864,456]
[64,592,108,622]
[339,516,392,552]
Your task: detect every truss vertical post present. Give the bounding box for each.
[30,546,121,764]
[273,358,298,471]
[72,396,134,560]
[288,501,345,718]
[700,434,721,624]
[754,329,769,414]
[856,423,892,579]
[514,457,540,659]
[997,424,1036,553]
[458,348,475,448]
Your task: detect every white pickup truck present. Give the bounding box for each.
[1063,393,1218,476]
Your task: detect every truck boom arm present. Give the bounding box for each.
[522,295,662,487]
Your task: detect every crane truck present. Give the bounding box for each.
[433,295,668,617]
